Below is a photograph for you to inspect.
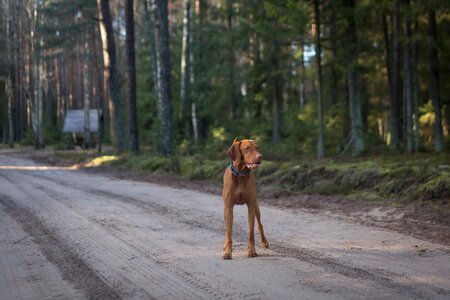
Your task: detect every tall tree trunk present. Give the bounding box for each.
[299,37,306,111]
[329,0,338,114]
[143,0,159,105]
[272,42,282,145]
[125,0,139,153]
[344,0,364,156]
[190,0,198,144]
[391,0,402,150]
[180,0,191,131]
[411,20,420,151]
[153,0,173,156]
[96,2,109,146]
[227,0,236,119]
[24,1,35,139]
[92,27,104,153]
[61,55,67,118]
[16,0,26,141]
[382,13,394,147]
[191,102,198,144]
[314,0,325,159]
[98,0,124,153]
[151,0,163,113]
[427,8,444,152]
[83,32,91,149]
[5,0,14,146]
[403,0,413,153]
[33,0,43,148]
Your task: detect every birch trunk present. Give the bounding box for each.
[151,0,162,109]
[191,102,198,144]
[180,0,191,126]
[190,0,198,144]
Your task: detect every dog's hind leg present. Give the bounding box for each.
[255,204,269,249]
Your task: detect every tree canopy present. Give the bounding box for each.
[0,0,449,157]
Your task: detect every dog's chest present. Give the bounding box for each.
[229,176,256,205]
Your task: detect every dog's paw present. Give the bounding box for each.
[223,252,232,260]
[248,244,258,257]
[248,249,258,258]
[261,239,269,249]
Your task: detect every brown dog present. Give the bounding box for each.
[222,138,269,259]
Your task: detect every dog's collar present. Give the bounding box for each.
[229,162,251,177]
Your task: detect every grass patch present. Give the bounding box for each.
[25,148,450,212]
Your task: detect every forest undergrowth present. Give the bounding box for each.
[28,146,450,213]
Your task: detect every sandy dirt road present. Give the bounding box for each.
[1,153,450,300]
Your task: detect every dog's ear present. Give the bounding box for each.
[227,139,241,163]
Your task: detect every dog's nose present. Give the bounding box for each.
[256,153,262,161]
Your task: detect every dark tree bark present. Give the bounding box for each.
[298,37,306,111]
[314,0,324,158]
[391,0,403,150]
[143,0,159,106]
[411,20,420,151]
[427,8,444,152]
[403,0,413,152]
[92,27,104,153]
[83,32,91,149]
[329,0,338,113]
[99,0,124,153]
[227,0,237,119]
[382,13,395,145]
[343,0,364,156]
[272,42,282,145]
[125,0,139,153]
[153,0,173,156]
[5,0,14,146]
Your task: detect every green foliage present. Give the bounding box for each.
[20,130,36,146]
[42,117,62,146]
[3,0,450,158]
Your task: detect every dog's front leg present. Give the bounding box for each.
[247,206,257,257]
[223,205,233,260]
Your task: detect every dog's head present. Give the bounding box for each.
[226,138,262,170]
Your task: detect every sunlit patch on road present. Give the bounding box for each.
[0,165,79,171]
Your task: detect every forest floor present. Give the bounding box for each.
[1,148,450,299]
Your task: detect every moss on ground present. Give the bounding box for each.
[44,150,450,211]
